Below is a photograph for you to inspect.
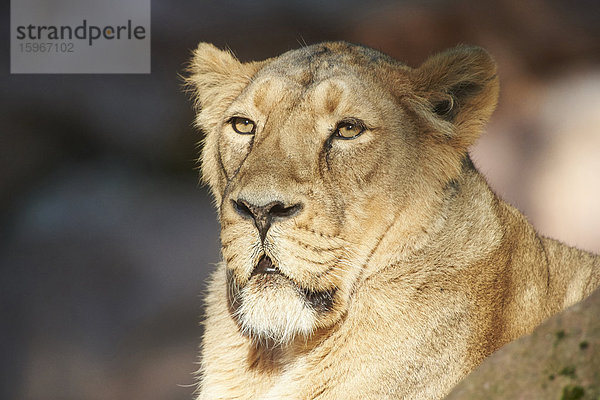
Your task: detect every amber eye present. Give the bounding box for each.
[230,117,256,135]
[333,120,365,140]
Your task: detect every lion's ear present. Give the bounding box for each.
[185,43,262,112]
[412,45,499,148]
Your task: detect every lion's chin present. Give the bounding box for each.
[234,274,317,345]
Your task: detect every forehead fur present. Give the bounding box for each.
[257,42,408,86]
[231,42,410,124]
[237,75,384,125]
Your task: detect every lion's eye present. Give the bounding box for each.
[230,117,256,135]
[333,120,365,140]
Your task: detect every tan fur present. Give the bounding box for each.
[185,42,600,399]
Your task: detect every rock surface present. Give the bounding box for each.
[447,289,600,400]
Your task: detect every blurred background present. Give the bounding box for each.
[1,1,599,399]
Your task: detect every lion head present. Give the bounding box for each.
[187,42,498,345]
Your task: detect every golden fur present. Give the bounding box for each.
[185,42,600,399]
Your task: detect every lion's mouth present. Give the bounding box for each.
[249,255,337,313]
[251,255,280,276]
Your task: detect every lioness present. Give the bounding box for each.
[186,42,599,399]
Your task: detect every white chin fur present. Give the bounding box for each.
[234,282,317,345]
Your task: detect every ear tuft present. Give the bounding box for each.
[413,45,499,148]
[431,93,455,120]
[184,43,250,110]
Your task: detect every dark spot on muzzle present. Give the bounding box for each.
[302,287,337,313]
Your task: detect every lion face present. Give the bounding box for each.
[218,60,418,344]
[187,42,498,344]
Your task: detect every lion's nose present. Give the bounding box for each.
[232,199,303,241]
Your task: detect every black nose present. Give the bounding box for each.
[232,199,302,241]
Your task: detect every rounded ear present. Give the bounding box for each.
[411,45,499,149]
[184,43,262,112]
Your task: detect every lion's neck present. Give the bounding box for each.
[363,165,599,343]
[364,165,497,277]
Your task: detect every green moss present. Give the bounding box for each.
[559,366,577,379]
[561,385,585,400]
[554,330,567,347]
